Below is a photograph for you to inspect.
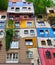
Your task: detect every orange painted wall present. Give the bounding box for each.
[23,37,37,48]
[20,20,35,28]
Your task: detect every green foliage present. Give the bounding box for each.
[26,0,55,16]
[6,29,13,51]
[0,0,8,10]
[8,20,13,27]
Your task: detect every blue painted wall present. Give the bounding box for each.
[8,2,33,7]
[37,28,55,37]
[0,20,6,29]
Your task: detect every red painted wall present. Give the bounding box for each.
[39,48,55,65]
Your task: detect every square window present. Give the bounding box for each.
[15,22,20,28]
[24,30,28,34]
[11,7,14,10]
[6,53,18,63]
[52,28,55,34]
[53,53,55,58]
[10,41,19,49]
[41,40,46,45]
[27,51,33,58]
[47,39,52,46]
[40,30,44,34]
[38,22,45,26]
[27,22,32,27]
[12,2,16,5]
[30,30,34,35]
[22,7,27,10]
[45,30,49,34]
[25,39,33,45]
[15,8,20,11]
[49,10,54,13]
[1,15,6,19]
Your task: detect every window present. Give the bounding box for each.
[22,7,27,10]
[37,15,42,18]
[41,40,46,45]
[27,51,33,58]
[25,39,33,45]
[15,8,20,11]
[24,30,28,34]
[10,41,19,49]
[52,28,55,34]
[28,7,31,10]
[27,22,32,27]
[38,22,45,26]
[40,30,44,34]
[0,31,3,35]
[30,30,34,35]
[0,41,2,50]
[11,7,14,10]
[32,63,34,65]
[47,39,52,46]
[53,53,55,58]
[15,22,20,28]
[12,2,16,5]
[1,15,6,19]
[49,10,54,13]
[15,31,20,37]
[6,53,18,63]
[45,30,49,34]
[0,22,4,27]
[45,50,51,59]
[24,15,28,18]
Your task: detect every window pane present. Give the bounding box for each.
[25,39,33,45]
[45,50,51,59]
[24,30,28,34]
[41,40,46,45]
[27,22,32,27]
[30,30,34,35]
[53,53,55,58]
[47,39,52,46]
[40,30,44,34]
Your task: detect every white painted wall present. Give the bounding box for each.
[36,20,51,28]
[37,37,55,48]
[28,48,41,65]
[20,28,37,38]
[7,6,34,14]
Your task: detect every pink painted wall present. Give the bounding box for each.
[39,48,55,65]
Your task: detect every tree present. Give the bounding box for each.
[26,0,55,16]
[0,0,8,10]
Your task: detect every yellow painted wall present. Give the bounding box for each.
[20,20,35,28]
[6,21,15,29]
[24,37,37,48]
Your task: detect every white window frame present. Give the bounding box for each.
[30,30,34,35]
[10,41,19,49]
[27,51,33,58]
[25,40,33,45]
[26,22,32,27]
[6,53,18,63]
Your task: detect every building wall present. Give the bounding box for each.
[39,48,55,65]
[37,28,54,37]
[36,20,51,28]
[20,20,35,28]
[0,38,6,63]
[20,28,37,38]
[23,37,37,48]
[37,37,55,48]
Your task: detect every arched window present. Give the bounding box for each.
[45,50,51,59]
